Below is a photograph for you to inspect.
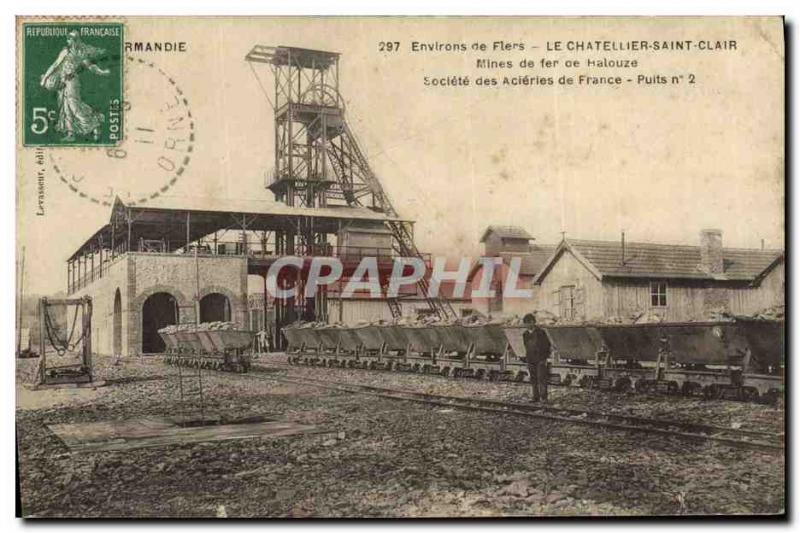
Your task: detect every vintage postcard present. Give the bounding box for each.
[15,16,785,518]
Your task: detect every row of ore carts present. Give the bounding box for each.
[159,324,254,372]
[283,317,784,402]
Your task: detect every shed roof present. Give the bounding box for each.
[534,239,783,284]
[116,195,398,222]
[68,196,402,261]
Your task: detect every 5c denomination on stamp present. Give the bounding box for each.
[23,22,124,146]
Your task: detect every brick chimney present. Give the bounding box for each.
[700,229,724,274]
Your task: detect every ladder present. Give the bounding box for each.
[176,362,206,422]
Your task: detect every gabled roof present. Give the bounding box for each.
[479,225,533,243]
[533,239,783,285]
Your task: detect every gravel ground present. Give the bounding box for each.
[268,355,785,434]
[16,354,785,518]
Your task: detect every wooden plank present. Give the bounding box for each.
[48,417,325,453]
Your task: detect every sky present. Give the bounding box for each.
[16,16,785,295]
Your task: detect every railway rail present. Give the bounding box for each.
[284,352,781,404]
[243,368,784,453]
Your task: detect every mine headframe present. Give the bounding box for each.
[246,45,456,320]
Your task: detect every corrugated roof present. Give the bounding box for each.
[116,195,400,222]
[480,225,533,243]
[543,239,783,282]
[68,196,403,261]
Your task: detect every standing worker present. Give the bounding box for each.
[256,329,269,356]
[522,313,551,402]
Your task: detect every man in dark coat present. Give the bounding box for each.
[522,313,551,402]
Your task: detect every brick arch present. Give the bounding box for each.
[130,285,190,356]
[131,284,191,311]
[198,285,243,312]
[198,285,246,327]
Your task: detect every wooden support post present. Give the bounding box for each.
[186,211,191,250]
[241,214,247,254]
[83,297,93,379]
[595,348,602,379]
[654,352,662,381]
[127,210,132,253]
[742,347,752,375]
[268,270,275,349]
[38,299,45,383]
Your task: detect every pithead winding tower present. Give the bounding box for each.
[246,45,455,320]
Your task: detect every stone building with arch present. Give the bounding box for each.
[70,251,248,356]
[65,196,403,355]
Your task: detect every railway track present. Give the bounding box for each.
[282,356,559,388]
[245,368,784,453]
[283,353,782,403]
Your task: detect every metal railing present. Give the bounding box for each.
[68,253,126,294]
[67,241,431,294]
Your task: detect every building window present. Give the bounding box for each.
[650,281,667,307]
[559,285,576,320]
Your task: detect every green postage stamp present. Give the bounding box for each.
[22,23,124,146]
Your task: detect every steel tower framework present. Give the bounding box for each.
[246,45,456,320]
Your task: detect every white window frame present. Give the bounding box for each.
[650,281,668,308]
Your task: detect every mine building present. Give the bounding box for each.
[65,45,460,356]
[66,196,412,356]
[468,225,555,317]
[531,229,784,322]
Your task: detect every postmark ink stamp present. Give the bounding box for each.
[23,22,124,146]
[48,56,195,207]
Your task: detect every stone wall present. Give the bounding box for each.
[71,255,130,357]
[72,253,248,356]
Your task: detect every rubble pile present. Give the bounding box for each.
[158,322,242,335]
[747,305,785,321]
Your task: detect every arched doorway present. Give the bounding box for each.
[200,293,232,323]
[113,289,122,355]
[141,292,179,353]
